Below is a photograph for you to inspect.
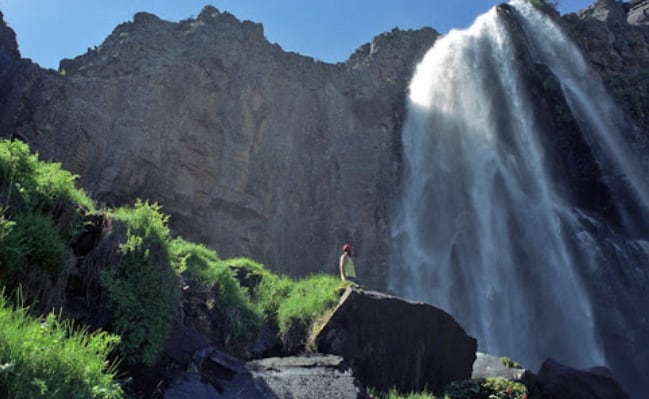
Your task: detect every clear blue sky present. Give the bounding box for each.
[0,0,595,70]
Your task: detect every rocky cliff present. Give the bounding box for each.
[0,6,437,288]
[2,3,649,289]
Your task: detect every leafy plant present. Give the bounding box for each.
[100,200,178,366]
[0,292,123,399]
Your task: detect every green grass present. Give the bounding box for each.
[0,292,123,399]
[276,274,346,351]
[170,239,261,340]
[370,389,436,399]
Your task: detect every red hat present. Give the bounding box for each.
[342,243,353,252]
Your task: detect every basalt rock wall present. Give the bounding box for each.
[0,7,438,287]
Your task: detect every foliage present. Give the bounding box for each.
[0,139,92,280]
[170,239,261,339]
[100,200,178,366]
[444,377,528,399]
[231,258,294,325]
[500,356,521,369]
[0,139,94,214]
[276,274,345,350]
[369,387,436,399]
[0,292,123,399]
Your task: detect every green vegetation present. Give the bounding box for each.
[0,139,92,281]
[171,242,347,351]
[445,377,528,399]
[0,292,123,399]
[100,200,178,366]
[500,356,522,369]
[170,239,261,340]
[370,388,436,399]
[276,273,345,350]
[370,377,528,399]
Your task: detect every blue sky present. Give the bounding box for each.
[0,0,595,70]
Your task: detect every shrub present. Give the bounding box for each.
[444,377,528,399]
[12,213,66,274]
[0,292,123,399]
[0,139,93,216]
[0,139,92,280]
[100,200,178,366]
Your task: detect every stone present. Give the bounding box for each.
[315,286,477,394]
[536,359,630,399]
[245,354,365,399]
[163,373,219,399]
[472,353,527,381]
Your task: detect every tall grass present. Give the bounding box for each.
[276,274,345,351]
[170,239,261,340]
[0,293,123,399]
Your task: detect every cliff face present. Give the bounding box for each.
[0,7,438,287]
[1,2,648,291]
[564,0,649,130]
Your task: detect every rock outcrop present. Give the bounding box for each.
[315,286,477,394]
[532,359,630,399]
[163,348,365,399]
[0,6,438,290]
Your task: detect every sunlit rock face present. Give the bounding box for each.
[0,6,437,289]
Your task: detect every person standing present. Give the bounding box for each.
[339,243,359,284]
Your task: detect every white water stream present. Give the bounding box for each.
[388,0,649,373]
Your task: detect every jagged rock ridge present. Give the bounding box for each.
[0,6,438,288]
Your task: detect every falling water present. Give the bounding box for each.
[390,0,649,391]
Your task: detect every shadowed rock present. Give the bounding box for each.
[535,359,630,399]
[315,286,477,394]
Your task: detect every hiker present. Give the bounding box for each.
[339,243,359,284]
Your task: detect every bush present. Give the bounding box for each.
[0,139,92,280]
[170,239,261,340]
[100,200,178,366]
[444,377,528,399]
[0,292,123,399]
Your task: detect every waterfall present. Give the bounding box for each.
[390,1,649,392]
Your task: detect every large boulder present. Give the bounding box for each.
[315,286,477,394]
[535,359,629,399]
